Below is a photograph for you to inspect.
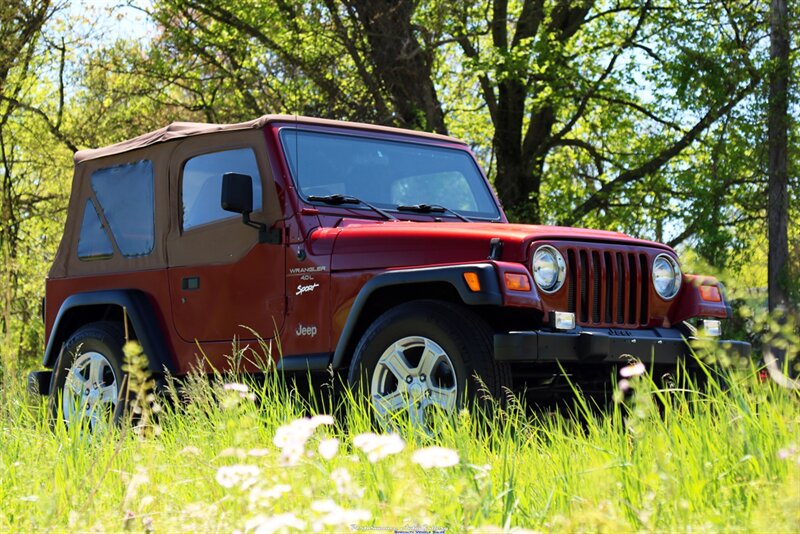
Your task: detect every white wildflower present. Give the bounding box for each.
[311,499,339,513]
[222,382,256,401]
[411,446,460,469]
[219,447,247,459]
[123,467,149,507]
[474,526,539,533]
[284,443,307,466]
[329,467,364,498]
[310,414,335,427]
[273,416,335,466]
[352,432,405,462]
[215,464,260,489]
[318,438,339,460]
[330,468,352,495]
[778,445,800,464]
[245,512,306,534]
[223,382,249,393]
[309,500,371,532]
[183,502,218,521]
[620,362,646,378]
[470,463,492,480]
[249,484,292,508]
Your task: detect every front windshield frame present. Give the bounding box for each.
[278,127,502,221]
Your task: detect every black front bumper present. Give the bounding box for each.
[494,327,751,365]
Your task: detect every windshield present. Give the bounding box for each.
[280,129,501,220]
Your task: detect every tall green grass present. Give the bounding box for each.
[1,348,798,532]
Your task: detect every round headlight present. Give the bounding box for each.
[652,254,681,300]
[532,245,566,293]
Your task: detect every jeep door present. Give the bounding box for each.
[166,130,285,344]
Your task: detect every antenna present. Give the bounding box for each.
[291,20,300,189]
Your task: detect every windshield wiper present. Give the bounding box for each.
[307,194,396,221]
[396,203,473,222]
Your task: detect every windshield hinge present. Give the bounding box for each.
[488,238,503,260]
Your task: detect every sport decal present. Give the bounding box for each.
[296,283,320,296]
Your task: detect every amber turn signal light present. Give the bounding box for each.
[504,272,531,292]
[699,285,721,302]
[463,272,481,292]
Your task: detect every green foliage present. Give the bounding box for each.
[0,0,73,380]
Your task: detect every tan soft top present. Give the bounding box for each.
[74,114,463,164]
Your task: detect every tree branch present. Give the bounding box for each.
[0,96,78,152]
[562,75,761,226]
[455,35,498,123]
[592,94,683,131]
[549,1,650,145]
[323,0,390,120]
[550,138,605,176]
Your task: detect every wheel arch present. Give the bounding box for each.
[43,290,174,374]
[331,264,503,370]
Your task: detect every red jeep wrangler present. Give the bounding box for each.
[29,115,749,428]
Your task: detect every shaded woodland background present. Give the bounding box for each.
[0,0,797,382]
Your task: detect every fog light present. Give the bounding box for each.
[703,319,722,337]
[553,311,576,331]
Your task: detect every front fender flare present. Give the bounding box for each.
[330,263,502,369]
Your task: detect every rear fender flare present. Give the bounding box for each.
[43,290,174,374]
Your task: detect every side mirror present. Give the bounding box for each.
[219,172,281,245]
[221,172,253,214]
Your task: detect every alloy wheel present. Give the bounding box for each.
[370,336,458,428]
[61,351,119,432]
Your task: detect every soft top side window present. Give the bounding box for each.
[77,159,155,260]
[91,159,155,257]
[181,148,263,231]
[77,199,114,261]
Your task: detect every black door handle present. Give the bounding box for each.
[181,277,200,290]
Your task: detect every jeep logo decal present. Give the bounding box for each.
[295,324,318,337]
[608,329,632,337]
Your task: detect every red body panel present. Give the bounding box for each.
[669,274,729,323]
[46,271,178,368]
[166,243,285,342]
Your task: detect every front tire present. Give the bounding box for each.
[49,321,127,433]
[347,300,511,429]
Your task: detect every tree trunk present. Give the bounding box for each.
[492,64,556,223]
[768,0,790,312]
[493,77,528,220]
[347,0,447,134]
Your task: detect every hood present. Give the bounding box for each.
[327,220,673,271]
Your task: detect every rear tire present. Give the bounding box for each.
[48,321,127,433]
[347,300,511,430]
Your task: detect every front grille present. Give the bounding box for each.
[564,246,650,327]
